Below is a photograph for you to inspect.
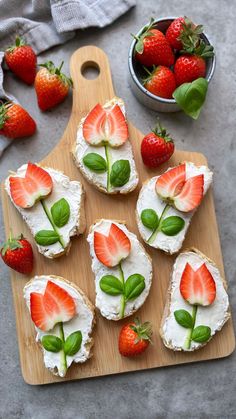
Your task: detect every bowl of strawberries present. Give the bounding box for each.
[128,16,215,118]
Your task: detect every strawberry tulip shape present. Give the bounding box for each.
[83,103,128,147]
[94,223,131,267]
[180,262,216,306]
[30,280,76,331]
[9,162,53,208]
[155,163,204,212]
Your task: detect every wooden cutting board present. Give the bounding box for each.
[1,46,235,385]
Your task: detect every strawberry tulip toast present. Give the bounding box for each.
[136,162,213,254]
[24,275,95,377]
[5,162,85,258]
[160,249,230,351]
[73,97,139,194]
[87,220,152,320]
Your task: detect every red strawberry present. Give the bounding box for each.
[1,233,33,274]
[155,163,204,212]
[180,262,216,306]
[174,54,206,86]
[94,223,131,268]
[143,66,176,99]
[35,61,73,111]
[174,175,204,212]
[83,103,128,147]
[9,162,53,208]
[166,17,202,51]
[134,18,174,67]
[141,121,175,168]
[30,280,76,331]
[119,318,152,357]
[0,102,36,139]
[5,37,37,85]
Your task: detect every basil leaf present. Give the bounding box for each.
[51,198,70,228]
[141,209,159,230]
[192,325,211,343]
[100,275,124,296]
[173,78,208,120]
[64,331,82,356]
[83,153,107,173]
[35,230,59,245]
[125,274,145,300]
[110,160,131,187]
[174,310,193,328]
[41,335,63,353]
[161,216,185,236]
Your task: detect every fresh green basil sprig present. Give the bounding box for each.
[35,198,70,247]
[110,159,131,187]
[83,153,107,173]
[42,330,82,356]
[173,77,208,120]
[174,308,211,348]
[141,208,185,242]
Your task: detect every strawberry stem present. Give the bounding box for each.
[118,262,126,318]
[59,322,67,376]
[184,305,198,350]
[40,200,66,249]
[104,145,111,193]
[147,204,170,244]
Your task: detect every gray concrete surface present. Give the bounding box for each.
[0,1,236,418]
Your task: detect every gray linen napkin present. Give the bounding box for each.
[0,0,135,156]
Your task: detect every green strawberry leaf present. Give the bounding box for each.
[174,309,194,328]
[124,274,145,300]
[83,153,107,173]
[141,209,159,230]
[100,275,124,296]
[191,325,211,343]
[64,331,82,356]
[41,335,63,353]
[51,198,70,228]
[161,216,185,236]
[173,78,208,119]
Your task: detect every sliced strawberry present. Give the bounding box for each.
[155,164,186,199]
[83,102,128,147]
[94,223,131,267]
[106,104,128,147]
[30,280,76,331]
[174,174,204,212]
[180,262,216,306]
[9,162,53,208]
[83,103,106,145]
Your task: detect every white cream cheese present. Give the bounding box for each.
[161,251,230,351]
[74,97,139,194]
[5,164,84,258]
[87,219,153,320]
[136,162,213,254]
[24,275,94,377]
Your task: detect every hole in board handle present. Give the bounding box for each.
[81,61,100,80]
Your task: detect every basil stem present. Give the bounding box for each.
[59,322,67,376]
[118,262,126,318]
[104,145,111,193]
[40,200,66,248]
[184,305,198,350]
[147,204,170,244]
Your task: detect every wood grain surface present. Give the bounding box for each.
[1,46,235,385]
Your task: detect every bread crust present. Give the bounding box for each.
[159,248,231,351]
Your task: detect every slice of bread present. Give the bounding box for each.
[5,163,86,258]
[73,97,139,194]
[136,161,213,254]
[87,219,153,320]
[160,248,230,351]
[24,275,95,377]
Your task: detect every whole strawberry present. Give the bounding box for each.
[1,233,33,274]
[0,102,36,139]
[134,18,174,67]
[119,318,152,357]
[141,121,175,168]
[5,37,37,85]
[143,65,176,99]
[166,17,202,51]
[174,54,206,86]
[35,61,73,111]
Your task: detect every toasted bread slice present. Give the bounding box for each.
[136,162,213,254]
[5,163,86,258]
[160,248,230,351]
[24,275,95,377]
[73,97,139,194]
[87,219,152,320]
